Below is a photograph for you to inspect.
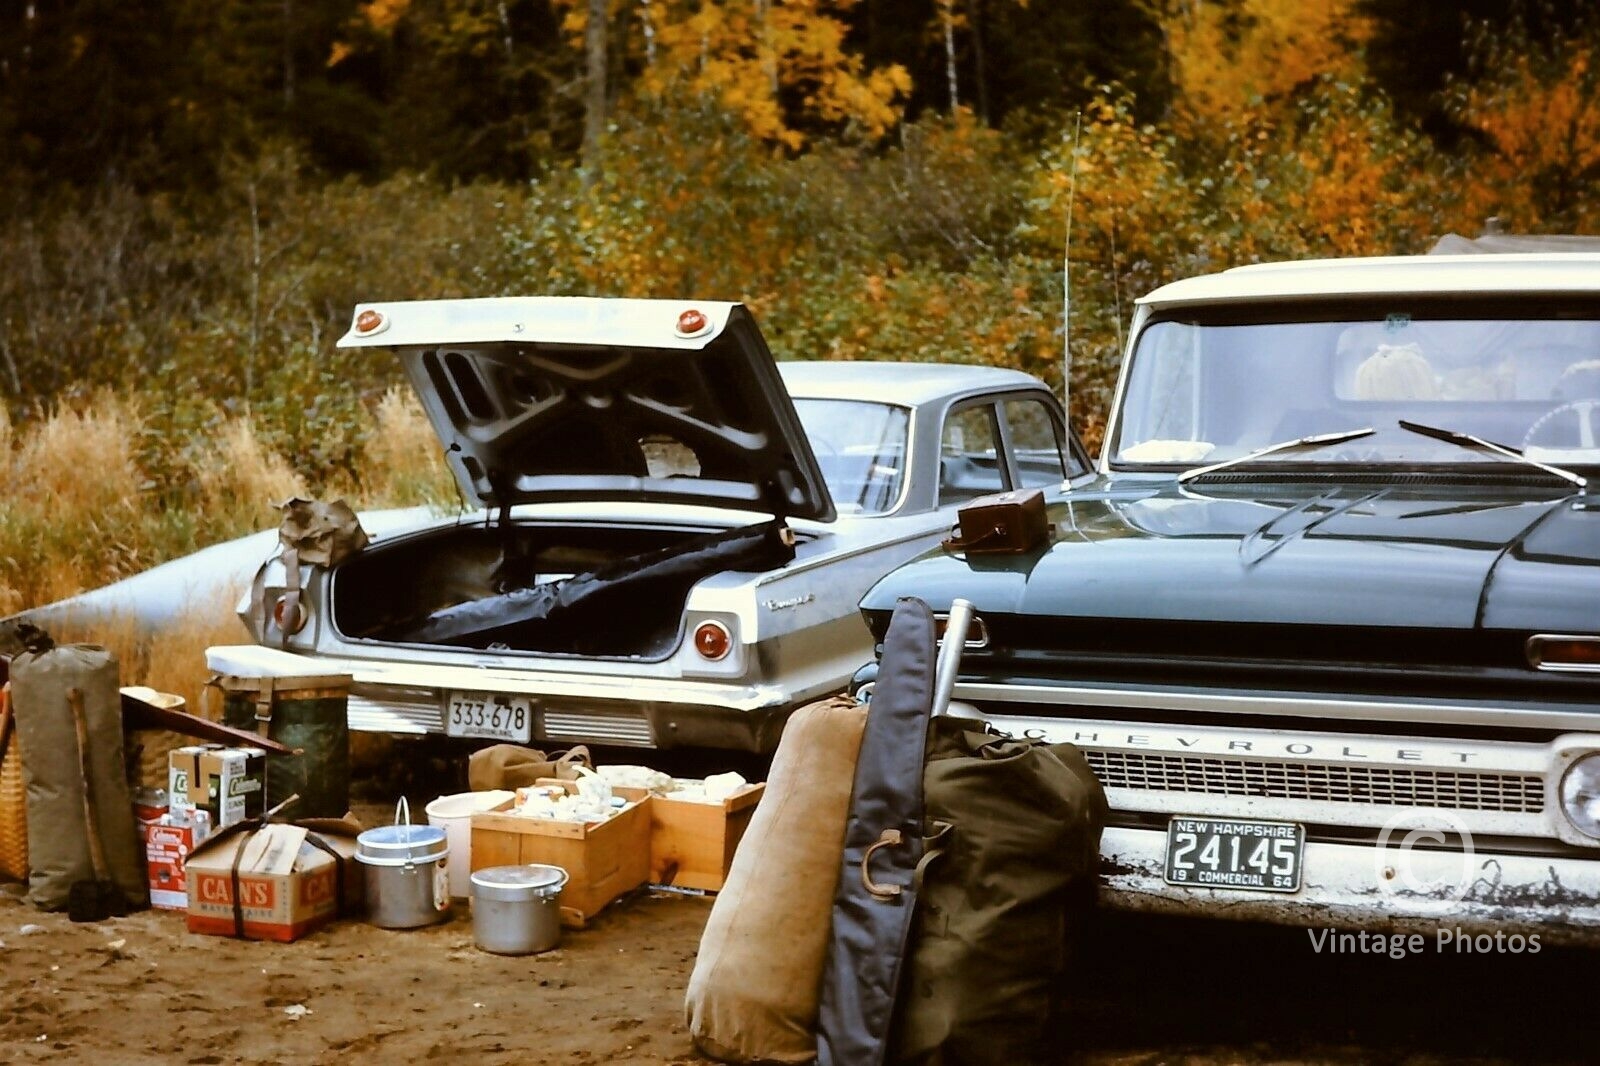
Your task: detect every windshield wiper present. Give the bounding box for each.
[1177,427,1375,484]
[1397,419,1587,491]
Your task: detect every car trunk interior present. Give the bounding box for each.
[330,519,796,658]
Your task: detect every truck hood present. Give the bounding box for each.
[337,298,834,522]
[864,480,1600,633]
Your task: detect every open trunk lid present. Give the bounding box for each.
[337,298,835,522]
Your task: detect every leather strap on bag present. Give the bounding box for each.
[912,821,953,893]
[553,746,591,772]
[277,548,301,650]
[941,523,1008,554]
[861,829,905,900]
[253,675,277,731]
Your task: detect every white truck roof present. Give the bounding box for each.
[1140,254,1600,309]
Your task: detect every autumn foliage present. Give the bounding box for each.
[1,1,1598,617]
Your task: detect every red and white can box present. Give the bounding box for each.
[143,818,201,910]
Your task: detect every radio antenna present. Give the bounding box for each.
[1062,110,1082,426]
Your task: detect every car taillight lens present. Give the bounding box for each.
[273,595,307,635]
[676,308,710,338]
[693,621,732,661]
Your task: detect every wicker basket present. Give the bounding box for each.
[0,685,26,883]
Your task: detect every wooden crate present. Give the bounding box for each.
[469,797,652,928]
[618,783,765,892]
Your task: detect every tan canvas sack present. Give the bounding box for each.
[685,696,868,1064]
[466,743,591,790]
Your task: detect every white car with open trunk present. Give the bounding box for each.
[207,297,1087,752]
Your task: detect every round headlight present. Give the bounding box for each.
[1559,753,1600,839]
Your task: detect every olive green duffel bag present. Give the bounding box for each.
[891,720,1107,1066]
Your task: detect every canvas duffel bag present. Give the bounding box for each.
[467,743,590,790]
[890,720,1107,1065]
[10,642,148,913]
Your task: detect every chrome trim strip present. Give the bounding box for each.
[957,680,1600,732]
[348,693,437,735]
[1527,633,1600,673]
[542,710,655,747]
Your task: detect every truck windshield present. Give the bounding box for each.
[1112,306,1600,472]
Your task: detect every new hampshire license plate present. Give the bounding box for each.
[1163,816,1304,893]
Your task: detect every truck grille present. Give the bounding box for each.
[1085,750,1546,814]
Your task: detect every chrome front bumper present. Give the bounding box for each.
[1100,825,1600,947]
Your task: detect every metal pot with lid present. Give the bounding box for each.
[471,863,569,955]
[356,798,451,928]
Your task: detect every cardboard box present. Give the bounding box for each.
[186,821,361,942]
[169,745,265,828]
[142,816,203,910]
[470,796,651,928]
[616,783,765,892]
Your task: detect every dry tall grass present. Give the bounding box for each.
[2,393,149,613]
[43,594,246,710]
[356,386,458,508]
[1,387,451,619]
[195,413,310,532]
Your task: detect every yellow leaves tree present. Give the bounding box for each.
[1161,0,1371,125]
[328,0,411,66]
[1451,17,1600,232]
[625,0,911,150]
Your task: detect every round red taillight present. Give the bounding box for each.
[676,308,709,337]
[693,621,732,661]
[355,308,385,334]
[273,595,307,635]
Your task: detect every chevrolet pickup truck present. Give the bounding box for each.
[857,251,1600,944]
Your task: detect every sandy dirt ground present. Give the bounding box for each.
[3,880,1592,1066]
[0,768,1591,1065]
[0,881,709,1065]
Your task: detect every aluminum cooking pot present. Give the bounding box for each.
[357,798,451,928]
[471,863,569,955]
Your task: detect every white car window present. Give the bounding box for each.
[792,399,910,515]
[1004,397,1071,487]
[941,404,1004,504]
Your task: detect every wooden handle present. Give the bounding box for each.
[69,688,112,883]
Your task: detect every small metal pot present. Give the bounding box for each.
[357,798,451,929]
[471,864,568,955]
